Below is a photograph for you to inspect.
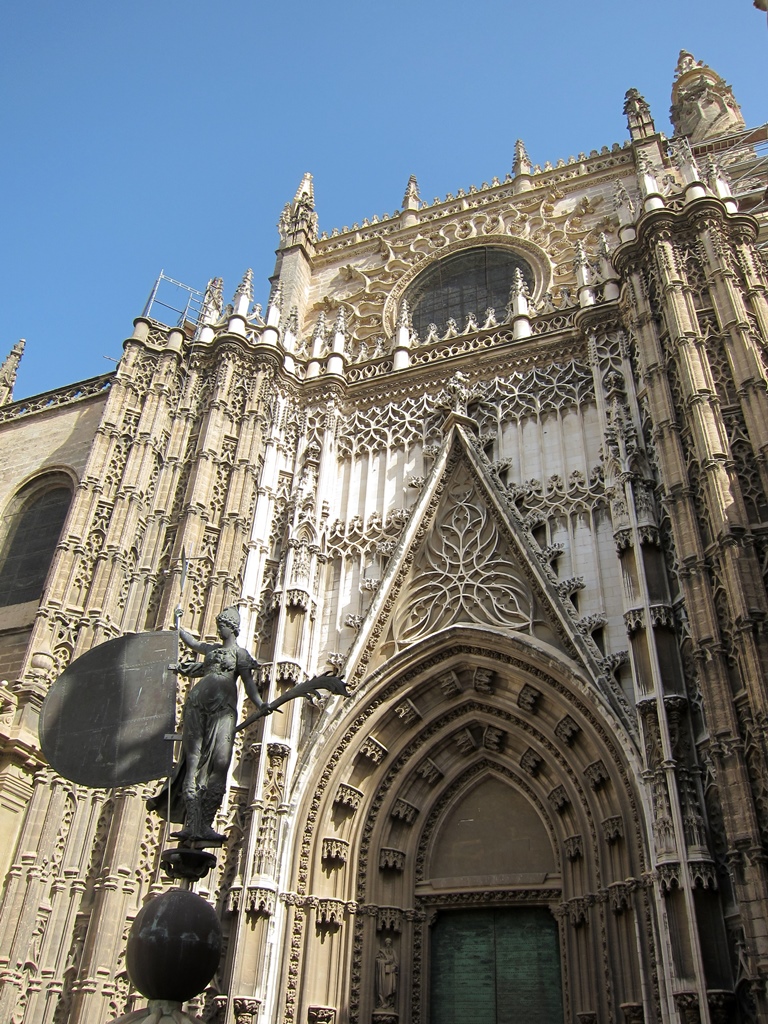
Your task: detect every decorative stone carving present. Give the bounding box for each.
[619,1005,644,1024]
[316,899,346,927]
[308,1007,336,1024]
[246,887,276,916]
[473,667,494,693]
[657,862,682,893]
[391,798,419,824]
[393,698,421,726]
[454,728,477,754]
[376,907,403,932]
[233,998,260,1024]
[334,783,364,810]
[584,759,609,790]
[416,758,443,785]
[359,736,388,764]
[517,684,541,713]
[607,881,635,913]
[564,835,583,861]
[391,478,536,643]
[438,671,461,697]
[379,848,406,872]
[554,715,581,746]
[556,895,592,927]
[673,992,700,1024]
[322,838,350,865]
[482,726,504,752]
[520,748,544,777]
[689,861,717,890]
[601,815,624,844]
[548,786,569,814]
[707,990,736,1024]
[205,994,228,1023]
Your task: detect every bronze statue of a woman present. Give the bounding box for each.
[147,605,265,843]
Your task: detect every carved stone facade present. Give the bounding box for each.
[0,51,767,1024]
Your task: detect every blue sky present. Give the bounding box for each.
[2,1,765,399]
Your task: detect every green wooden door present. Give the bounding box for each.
[429,907,563,1024]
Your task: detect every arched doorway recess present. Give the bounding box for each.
[282,627,654,1024]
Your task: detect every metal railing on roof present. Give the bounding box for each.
[694,123,768,238]
[142,271,205,331]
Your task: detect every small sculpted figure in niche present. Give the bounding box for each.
[147,605,267,844]
[375,937,399,1009]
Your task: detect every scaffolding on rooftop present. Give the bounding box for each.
[694,122,768,245]
[142,271,206,332]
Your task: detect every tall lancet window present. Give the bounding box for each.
[405,246,535,340]
[0,475,73,607]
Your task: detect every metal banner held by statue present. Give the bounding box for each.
[39,630,178,788]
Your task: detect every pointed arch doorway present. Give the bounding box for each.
[419,773,564,1024]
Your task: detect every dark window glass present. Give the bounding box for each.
[406,247,535,340]
[0,484,72,607]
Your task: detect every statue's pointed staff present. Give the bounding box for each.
[165,545,188,829]
[236,672,348,732]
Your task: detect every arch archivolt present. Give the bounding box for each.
[279,628,656,1024]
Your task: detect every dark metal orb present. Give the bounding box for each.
[126,888,221,1003]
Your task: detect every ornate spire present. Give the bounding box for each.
[311,311,327,352]
[200,277,223,325]
[668,137,703,186]
[0,339,25,406]
[278,173,318,249]
[509,267,530,301]
[402,175,420,210]
[513,140,532,177]
[704,155,738,212]
[397,299,411,331]
[233,269,254,317]
[623,89,656,141]
[573,242,595,300]
[285,306,299,336]
[670,49,745,142]
[333,305,347,337]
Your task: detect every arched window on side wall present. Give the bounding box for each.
[0,475,73,608]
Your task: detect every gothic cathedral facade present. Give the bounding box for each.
[0,52,767,1024]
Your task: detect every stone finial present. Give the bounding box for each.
[513,139,532,177]
[269,282,283,312]
[613,181,636,226]
[670,49,745,143]
[509,267,530,301]
[674,50,703,80]
[402,174,421,210]
[285,305,299,336]
[704,155,738,212]
[623,89,656,141]
[573,242,596,306]
[668,137,704,190]
[635,151,662,204]
[597,234,620,300]
[233,269,254,316]
[293,171,314,205]
[332,305,348,341]
[0,339,25,406]
[397,299,411,331]
[263,283,282,331]
[278,172,318,248]
[200,278,224,325]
